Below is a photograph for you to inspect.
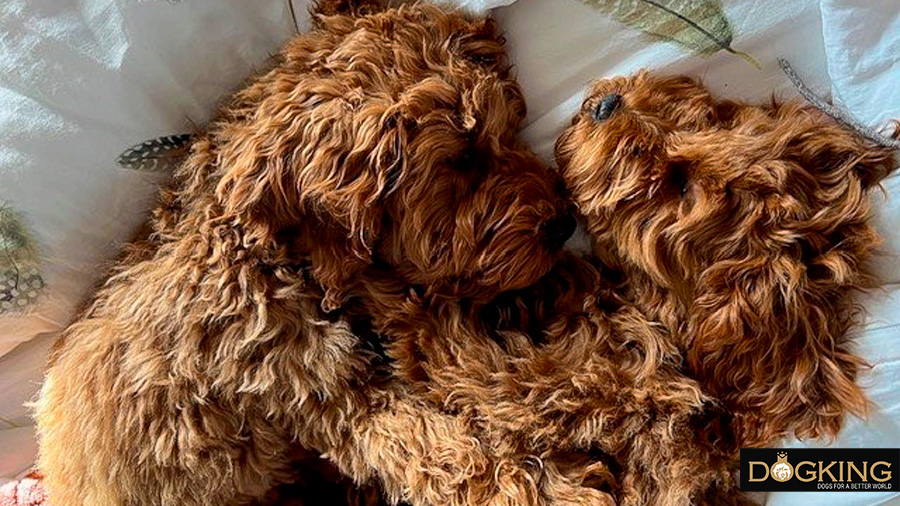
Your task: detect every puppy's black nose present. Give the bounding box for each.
[593,93,622,121]
[543,214,577,248]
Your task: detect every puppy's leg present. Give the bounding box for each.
[329,397,499,506]
[424,314,733,505]
[326,392,603,506]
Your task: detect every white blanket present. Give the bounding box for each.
[0,3,897,505]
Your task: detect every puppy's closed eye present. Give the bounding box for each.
[450,146,482,173]
[466,52,499,66]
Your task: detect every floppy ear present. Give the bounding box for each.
[772,104,898,189]
[213,67,406,310]
[688,253,869,446]
[686,109,899,445]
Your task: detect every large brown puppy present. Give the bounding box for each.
[556,72,898,447]
[33,2,572,505]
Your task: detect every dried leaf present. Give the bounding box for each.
[578,0,759,67]
[117,133,194,172]
[0,204,44,314]
[778,58,900,150]
[0,204,39,272]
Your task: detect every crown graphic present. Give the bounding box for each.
[776,452,788,462]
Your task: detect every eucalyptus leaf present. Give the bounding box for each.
[578,0,760,67]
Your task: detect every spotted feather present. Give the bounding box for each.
[117,133,194,172]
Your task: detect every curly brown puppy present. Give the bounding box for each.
[556,71,898,447]
[33,2,573,506]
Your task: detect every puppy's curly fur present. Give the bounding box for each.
[354,257,740,506]
[33,3,572,506]
[556,72,898,447]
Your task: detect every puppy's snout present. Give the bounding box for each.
[543,214,577,248]
[593,93,622,121]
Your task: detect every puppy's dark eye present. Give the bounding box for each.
[669,162,690,198]
[593,93,622,121]
[450,147,480,172]
[458,149,474,167]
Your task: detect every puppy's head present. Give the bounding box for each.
[213,3,572,309]
[557,72,898,444]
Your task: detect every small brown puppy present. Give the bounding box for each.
[556,71,898,447]
[33,2,572,506]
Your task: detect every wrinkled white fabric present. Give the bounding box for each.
[445,0,518,14]
[822,0,900,129]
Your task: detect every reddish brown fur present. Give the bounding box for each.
[33,3,571,506]
[352,256,744,506]
[556,72,898,447]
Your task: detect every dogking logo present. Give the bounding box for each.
[770,452,793,482]
[741,448,899,492]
